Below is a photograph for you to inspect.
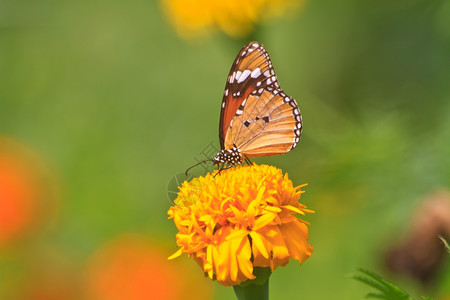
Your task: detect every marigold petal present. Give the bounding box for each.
[265,226,291,269]
[230,235,254,283]
[280,221,313,263]
[168,247,184,260]
[212,242,228,281]
[228,205,247,225]
[236,240,255,281]
[205,245,214,279]
[282,204,305,215]
[249,231,269,259]
[247,186,265,226]
[229,241,239,282]
[226,228,248,241]
[253,212,277,230]
[263,205,282,213]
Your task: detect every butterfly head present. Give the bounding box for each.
[212,147,243,166]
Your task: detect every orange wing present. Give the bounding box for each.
[219,42,281,149]
[224,89,302,158]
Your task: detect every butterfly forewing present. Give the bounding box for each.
[218,41,302,164]
[219,42,280,148]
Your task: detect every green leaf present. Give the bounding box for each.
[353,269,418,300]
[366,292,390,299]
[439,236,450,253]
[353,275,386,293]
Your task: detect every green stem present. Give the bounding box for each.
[232,267,271,300]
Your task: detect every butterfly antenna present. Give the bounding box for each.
[185,159,212,176]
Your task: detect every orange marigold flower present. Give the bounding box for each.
[161,0,305,38]
[86,235,213,300]
[168,164,313,286]
[0,136,58,247]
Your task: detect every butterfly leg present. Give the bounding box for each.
[214,164,225,177]
[244,155,253,165]
[214,164,233,177]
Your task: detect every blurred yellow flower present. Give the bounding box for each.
[168,164,313,286]
[161,0,304,38]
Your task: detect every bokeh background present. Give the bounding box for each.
[1,0,450,299]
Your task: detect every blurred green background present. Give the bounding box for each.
[1,0,450,299]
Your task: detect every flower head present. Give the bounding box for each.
[86,235,213,300]
[161,0,304,38]
[168,164,313,286]
[0,136,57,247]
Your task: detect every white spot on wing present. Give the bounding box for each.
[229,72,236,83]
[237,69,251,83]
[251,68,261,78]
[235,71,242,82]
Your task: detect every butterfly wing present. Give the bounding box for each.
[224,89,302,158]
[219,42,280,149]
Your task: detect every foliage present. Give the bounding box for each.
[439,236,450,253]
[353,269,432,300]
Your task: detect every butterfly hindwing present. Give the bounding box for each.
[219,42,280,148]
[224,90,301,158]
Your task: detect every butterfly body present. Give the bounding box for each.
[212,41,302,168]
[212,147,242,166]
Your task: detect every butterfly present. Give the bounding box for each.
[186,42,302,174]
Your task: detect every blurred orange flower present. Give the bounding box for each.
[0,137,57,247]
[85,234,212,300]
[161,0,304,38]
[168,164,313,286]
